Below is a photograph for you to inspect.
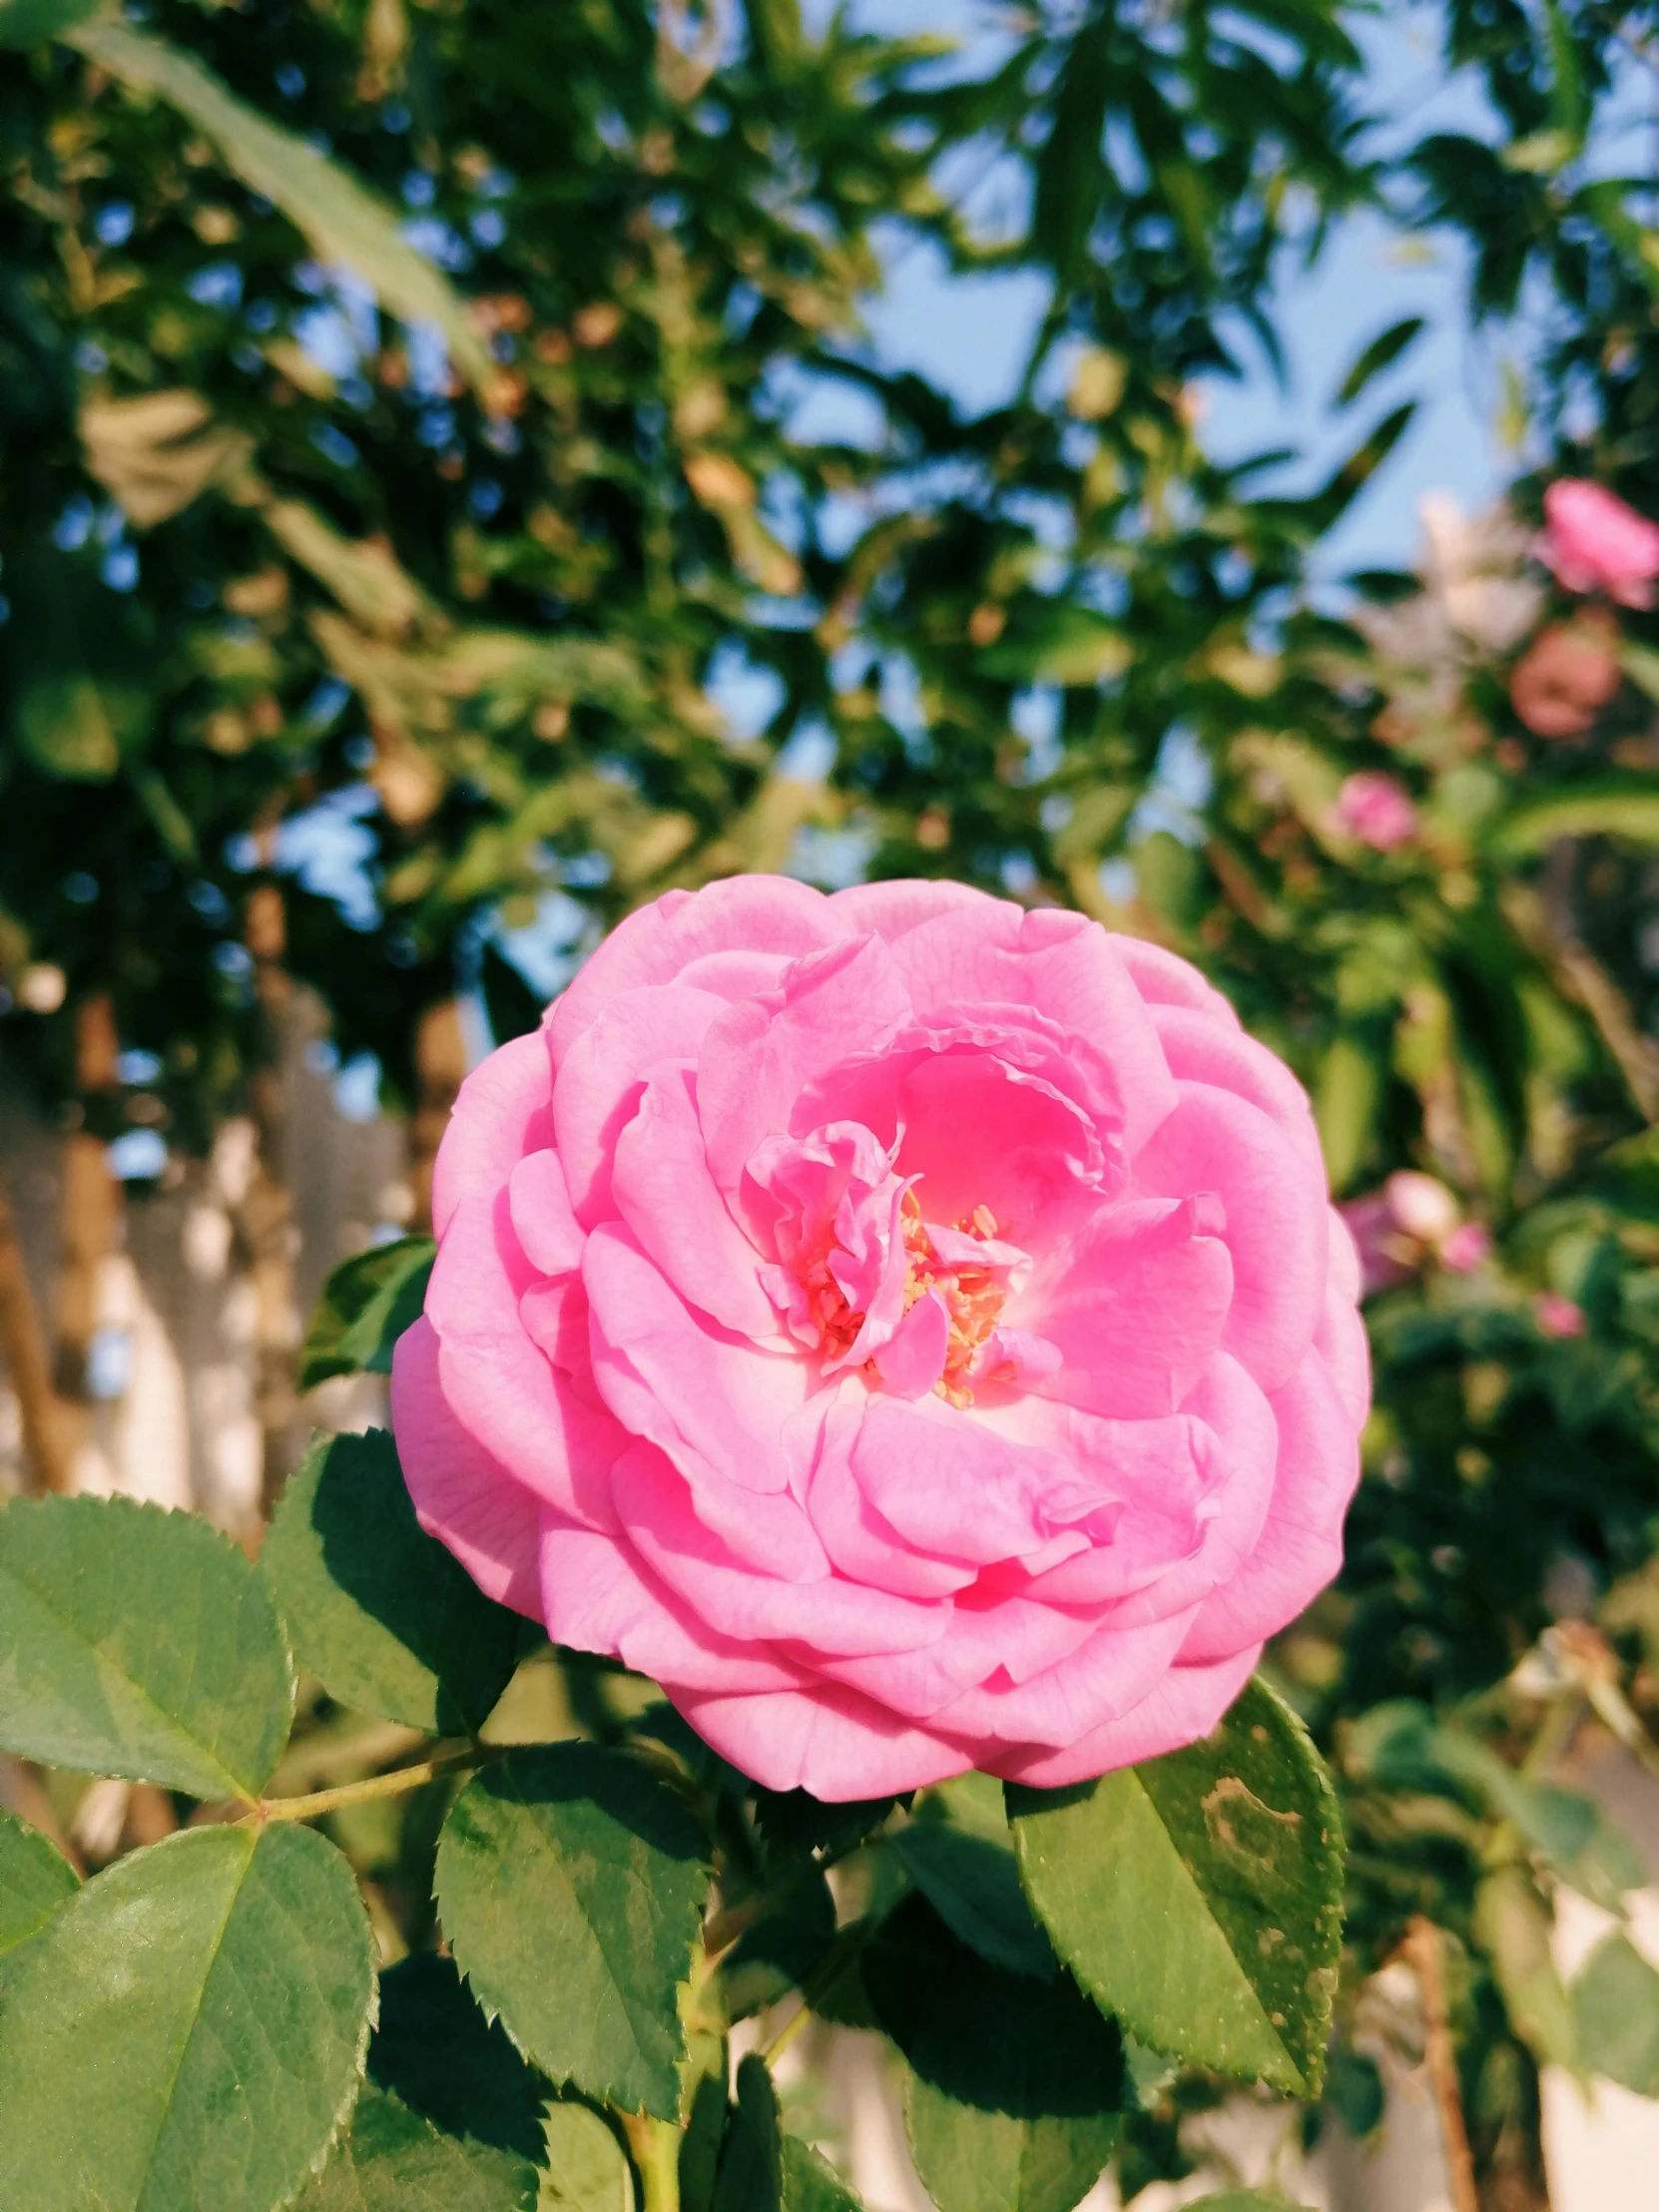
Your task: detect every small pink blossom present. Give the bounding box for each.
[1439,1222,1492,1273]
[1509,614,1621,741]
[390,875,1368,1798]
[1332,772,1419,852]
[1534,1292,1586,1339]
[1537,479,1659,608]
[1385,1171,1459,1245]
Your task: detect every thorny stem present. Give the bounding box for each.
[240,1743,497,1826]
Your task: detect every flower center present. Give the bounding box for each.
[898,1190,1009,1406]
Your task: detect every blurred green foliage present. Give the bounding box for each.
[7,0,1659,2200]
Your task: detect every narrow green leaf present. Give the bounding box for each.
[368,1951,550,2163]
[894,1773,1057,1979]
[0,1493,294,1801]
[866,1897,1121,2212]
[298,1236,435,1390]
[263,1429,520,1735]
[63,20,498,401]
[302,2085,538,2211]
[711,2057,865,2211]
[0,1823,375,2211]
[0,1808,78,1958]
[1332,317,1425,409]
[1008,1677,1344,2096]
[1491,781,1659,858]
[1572,1932,1659,2094]
[435,1745,711,2120]
[541,2102,634,2212]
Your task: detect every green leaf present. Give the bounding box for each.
[368,1951,550,2163]
[0,1808,78,1958]
[302,2085,538,2211]
[435,1745,710,2119]
[723,1865,836,2019]
[1473,1869,1577,2069]
[63,19,499,401]
[753,1788,897,1859]
[0,1822,375,2211]
[1008,1677,1344,2096]
[541,2103,633,2211]
[866,1897,1122,2212]
[0,1493,294,1801]
[1183,2197,1312,2211]
[1333,316,1425,408]
[711,2056,865,2211]
[263,1429,520,1735]
[298,1237,435,1390]
[894,1773,1057,1979]
[0,0,103,49]
[1572,1932,1659,2094]
[1491,781,1659,858]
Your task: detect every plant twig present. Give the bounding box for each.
[0,1171,71,1494]
[1403,1915,1480,2212]
[620,2111,682,2212]
[241,1742,496,1826]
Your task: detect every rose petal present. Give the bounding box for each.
[431,1030,554,1240]
[981,1646,1261,1786]
[553,984,731,1225]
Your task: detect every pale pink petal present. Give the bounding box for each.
[829,878,1001,940]
[539,1515,809,1693]
[1029,1196,1233,1418]
[668,1680,972,1800]
[431,1030,554,1240]
[1132,1081,1328,1393]
[611,1064,779,1341]
[932,1601,1201,1746]
[390,1318,544,1615]
[875,1291,950,1397]
[889,905,1178,1157]
[697,934,914,1199]
[983,1647,1261,1786]
[1180,1349,1359,1662]
[613,1440,947,1658]
[546,875,844,1067]
[553,984,730,1224]
[507,1149,585,1278]
[822,1594,1098,1722]
[1112,935,1241,1027]
[425,1190,624,1529]
[1149,1004,1324,1175]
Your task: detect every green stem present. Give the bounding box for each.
[244,1743,496,1826]
[621,2111,682,2212]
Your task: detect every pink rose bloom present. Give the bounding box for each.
[1534,1292,1586,1340]
[391,877,1367,1798]
[1537,480,1659,608]
[1438,1221,1492,1273]
[1509,615,1621,740]
[1332,773,1418,852]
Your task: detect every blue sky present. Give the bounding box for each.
[812,1,1597,576]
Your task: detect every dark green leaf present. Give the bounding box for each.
[1332,316,1425,408]
[894,1773,1056,1979]
[298,1237,435,1390]
[0,1823,374,2210]
[0,1493,294,1801]
[263,1429,520,1735]
[0,1808,78,1958]
[368,1951,549,2163]
[0,0,104,51]
[712,2055,865,2211]
[1008,1678,1344,2096]
[866,1896,1121,2212]
[723,1865,836,2019]
[1572,1932,1659,2094]
[753,1788,898,1860]
[435,1745,710,2119]
[302,2084,538,2211]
